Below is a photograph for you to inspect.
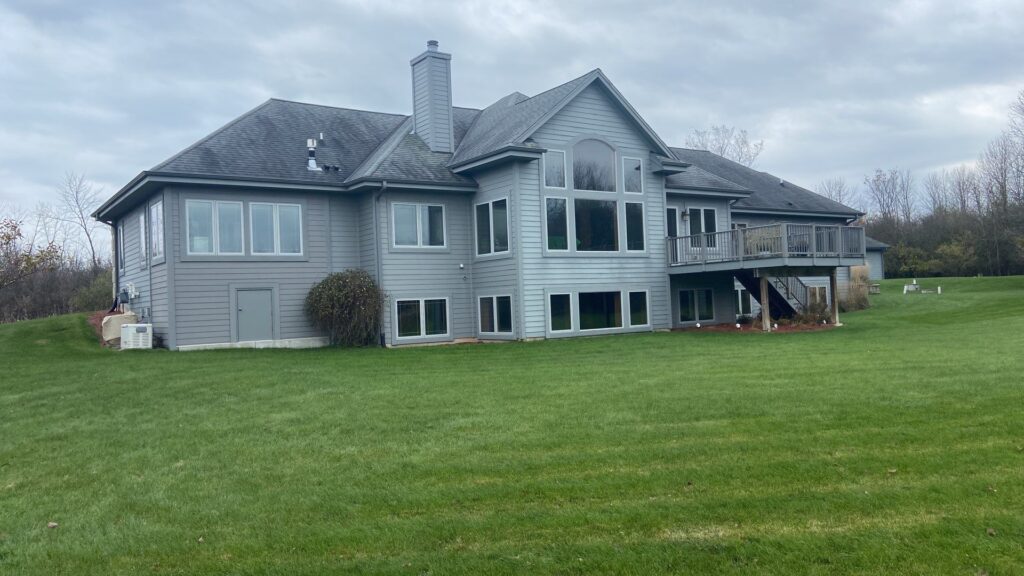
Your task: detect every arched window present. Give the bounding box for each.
[572,139,615,192]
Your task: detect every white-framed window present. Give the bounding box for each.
[736,288,752,316]
[679,288,714,322]
[548,293,572,332]
[479,295,513,334]
[572,139,615,192]
[186,200,243,255]
[392,203,446,248]
[149,201,164,260]
[395,297,449,339]
[250,202,302,256]
[543,150,566,189]
[628,290,649,327]
[574,198,618,252]
[138,213,147,267]
[475,198,509,256]
[578,291,623,331]
[623,157,643,194]
[117,223,125,270]
[687,207,718,248]
[625,202,645,252]
[545,197,569,251]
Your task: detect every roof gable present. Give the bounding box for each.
[450,69,672,167]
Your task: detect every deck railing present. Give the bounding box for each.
[667,223,865,267]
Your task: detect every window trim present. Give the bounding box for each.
[249,202,304,256]
[625,201,646,253]
[622,156,644,194]
[391,202,447,249]
[394,297,451,340]
[478,294,514,335]
[628,289,650,327]
[666,207,678,238]
[474,197,510,257]
[185,199,244,256]
[138,213,147,269]
[736,288,752,317]
[149,200,164,263]
[547,292,573,333]
[577,290,624,332]
[542,149,567,190]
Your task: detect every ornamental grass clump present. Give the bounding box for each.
[305,269,384,346]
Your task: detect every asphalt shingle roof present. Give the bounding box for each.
[670,147,861,216]
[665,165,750,193]
[865,236,889,250]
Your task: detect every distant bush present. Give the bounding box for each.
[71,272,113,312]
[840,266,871,312]
[793,300,830,325]
[305,269,384,346]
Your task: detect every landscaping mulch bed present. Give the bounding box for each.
[674,322,836,333]
[87,310,119,345]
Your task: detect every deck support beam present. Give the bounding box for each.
[760,275,770,332]
[829,267,840,325]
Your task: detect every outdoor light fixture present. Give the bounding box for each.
[696,323,701,328]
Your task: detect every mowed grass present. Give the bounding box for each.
[1,277,1023,575]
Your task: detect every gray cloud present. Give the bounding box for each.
[1,0,1021,210]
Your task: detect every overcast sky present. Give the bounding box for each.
[2,0,1022,213]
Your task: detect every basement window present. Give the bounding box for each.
[479,295,512,334]
[679,288,714,323]
[396,298,448,339]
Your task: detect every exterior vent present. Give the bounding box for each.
[307,138,321,171]
[120,324,153,350]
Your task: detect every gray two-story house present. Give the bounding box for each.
[94,41,875,350]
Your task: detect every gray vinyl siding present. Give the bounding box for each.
[168,187,334,348]
[358,193,379,279]
[670,272,736,327]
[378,190,474,345]
[118,203,152,322]
[471,165,519,339]
[148,192,169,343]
[521,83,670,337]
[329,194,361,272]
[665,194,732,236]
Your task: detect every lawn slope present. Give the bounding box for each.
[1,276,1023,575]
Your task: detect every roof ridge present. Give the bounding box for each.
[516,68,599,105]
[344,116,414,183]
[151,99,276,172]
[267,97,410,117]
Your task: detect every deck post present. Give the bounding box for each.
[760,275,770,332]
[829,267,840,325]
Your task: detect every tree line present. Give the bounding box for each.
[816,91,1024,278]
[0,173,112,323]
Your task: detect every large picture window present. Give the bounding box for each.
[572,139,615,192]
[574,198,618,251]
[187,200,243,255]
[396,298,448,338]
[250,203,302,256]
[479,295,512,334]
[680,288,714,323]
[149,201,164,260]
[475,198,509,256]
[393,203,445,248]
[543,150,566,188]
[579,291,622,331]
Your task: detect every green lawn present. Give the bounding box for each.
[1,277,1023,575]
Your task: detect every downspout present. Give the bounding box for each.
[373,181,388,346]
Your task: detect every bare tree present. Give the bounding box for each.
[922,171,949,214]
[685,125,765,167]
[1,218,60,292]
[949,165,978,214]
[816,177,856,206]
[55,172,104,270]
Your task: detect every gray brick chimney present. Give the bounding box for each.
[410,40,454,154]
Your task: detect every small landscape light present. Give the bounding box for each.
[696,323,701,328]
[735,323,741,329]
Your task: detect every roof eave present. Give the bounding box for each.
[730,206,864,219]
[449,146,545,173]
[665,186,752,199]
